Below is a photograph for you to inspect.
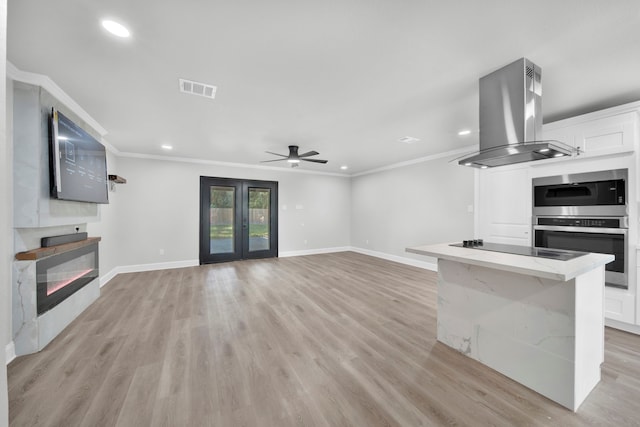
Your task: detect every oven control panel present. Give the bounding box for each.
[537,217,620,228]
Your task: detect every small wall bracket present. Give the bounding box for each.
[108,174,127,191]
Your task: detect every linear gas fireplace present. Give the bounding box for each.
[13,236,101,356]
[36,242,99,314]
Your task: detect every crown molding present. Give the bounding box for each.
[116,151,351,177]
[351,145,477,177]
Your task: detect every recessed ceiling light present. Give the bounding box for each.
[101,20,130,38]
[553,153,565,157]
[340,165,348,170]
[464,162,472,166]
[480,165,488,169]
[161,144,173,150]
[399,136,420,144]
[458,129,472,136]
[539,148,550,153]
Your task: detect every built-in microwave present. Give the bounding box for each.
[533,169,627,217]
[532,169,628,289]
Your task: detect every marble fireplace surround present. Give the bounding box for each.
[11,78,106,358]
[12,237,101,356]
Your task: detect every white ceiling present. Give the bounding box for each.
[8,0,640,175]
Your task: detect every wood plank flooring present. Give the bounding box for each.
[7,252,640,426]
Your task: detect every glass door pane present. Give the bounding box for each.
[209,186,236,254]
[248,188,270,252]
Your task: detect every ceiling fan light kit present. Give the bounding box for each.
[261,145,328,168]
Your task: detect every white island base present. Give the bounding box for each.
[407,243,614,412]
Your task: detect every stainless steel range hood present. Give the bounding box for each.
[458,58,573,168]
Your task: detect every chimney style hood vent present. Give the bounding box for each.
[458,58,574,168]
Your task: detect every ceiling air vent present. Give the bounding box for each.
[178,78,217,99]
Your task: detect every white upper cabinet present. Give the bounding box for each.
[543,110,638,158]
[577,112,636,154]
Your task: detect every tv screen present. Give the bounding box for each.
[50,110,109,204]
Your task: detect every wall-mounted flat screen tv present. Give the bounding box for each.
[50,109,109,204]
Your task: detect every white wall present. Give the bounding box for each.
[0,0,11,422]
[350,155,475,265]
[101,156,351,271]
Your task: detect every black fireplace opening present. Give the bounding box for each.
[36,242,99,315]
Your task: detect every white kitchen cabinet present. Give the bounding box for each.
[605,288,636,324]
[577,112,636,154]
[544,110,637,158]
[476,166,531,245]
[606,250,640,328]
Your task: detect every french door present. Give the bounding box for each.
[199,177,278,264]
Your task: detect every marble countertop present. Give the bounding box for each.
[406,243,614,281]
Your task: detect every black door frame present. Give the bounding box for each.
[199,176,278,264]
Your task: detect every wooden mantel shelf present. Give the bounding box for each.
[15,237,102,261]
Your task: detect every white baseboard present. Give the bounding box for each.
[605,318,640,335]
[99,259,199,288]
[6,341,15,365]
[99,268,120,288]
[279,246,351,258]
[349,247,438,271]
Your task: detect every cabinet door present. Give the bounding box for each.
[575,112,636,155]
[605,288,635,324]
[543,111,637,158]
[477,166,531,245]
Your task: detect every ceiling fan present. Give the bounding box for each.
[261,145,328,167]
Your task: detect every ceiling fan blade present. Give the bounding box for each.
[301,158,328,164]
[265,151,288,157]
[260,158,288,163]
[298,150,319,158]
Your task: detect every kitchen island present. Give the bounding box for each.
[406,242,614,411]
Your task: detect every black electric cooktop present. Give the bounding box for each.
[449,242,588,261]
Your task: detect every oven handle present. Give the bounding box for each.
[533,225,628,234]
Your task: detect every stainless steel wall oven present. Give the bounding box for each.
[533,169,628,289]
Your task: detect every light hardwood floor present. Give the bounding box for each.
[8,252,640,426]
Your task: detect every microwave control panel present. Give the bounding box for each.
[536,217,621,228]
